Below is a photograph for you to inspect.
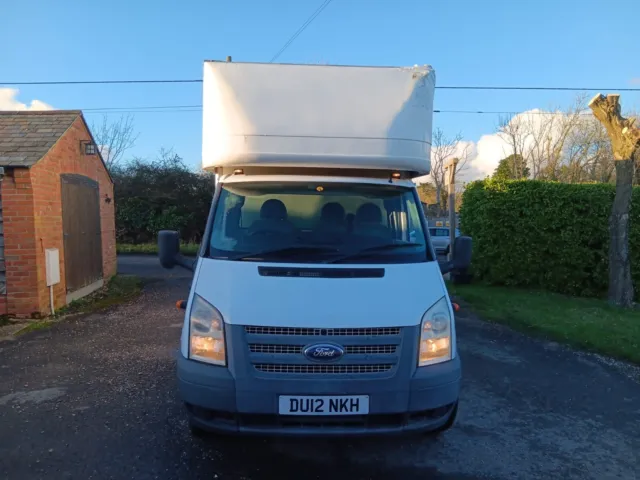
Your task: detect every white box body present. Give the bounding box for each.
[45,248,60,286]
[202,61,435,177]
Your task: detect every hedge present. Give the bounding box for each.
[459,179,640,298]
[112,154,214,244]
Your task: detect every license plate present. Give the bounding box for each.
[278,395,369,415]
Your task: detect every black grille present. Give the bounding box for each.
[258,266,385,278]
[245,326,401,336]
[250,344,301,354]
[254,364,393,374]
[249,344,397,354]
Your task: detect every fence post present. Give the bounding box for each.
[445,158,459,261]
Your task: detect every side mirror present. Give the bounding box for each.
[158,230,195,271]
[451,236,472,270]
[439,235,472,275]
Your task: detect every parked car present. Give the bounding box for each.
[429,227,460,255]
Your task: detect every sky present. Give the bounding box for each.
[1,0,639,180]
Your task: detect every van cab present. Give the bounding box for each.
[158,60,472,436]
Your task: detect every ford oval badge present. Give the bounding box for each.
[303,343,345,362]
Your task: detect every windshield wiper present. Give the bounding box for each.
[325,242,424,264]
[225,245,341,261]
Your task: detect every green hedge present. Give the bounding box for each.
[459,179,640,298]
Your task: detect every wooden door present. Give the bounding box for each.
[61,174,103,293]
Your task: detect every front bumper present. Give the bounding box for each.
[177,354,461,436]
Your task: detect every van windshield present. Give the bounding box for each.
[208,182,430,264]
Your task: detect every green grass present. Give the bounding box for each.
[57,275,143,316]
[15,275,143,336]
[15,320,53,335]
[448,283,640,364]
[116,243,200,256]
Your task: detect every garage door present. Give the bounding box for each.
[61,174,103,293]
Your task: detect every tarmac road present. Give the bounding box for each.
[0,255,638,479]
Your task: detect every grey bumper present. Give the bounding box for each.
[177,354,460,436]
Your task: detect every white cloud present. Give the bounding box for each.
[630,78,640,85]
[415,140,477,184]
[0,88,53,111]
[465,130,511,179]
[419,107,586,184]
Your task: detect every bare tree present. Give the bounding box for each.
[430,128,469,214]
[563,115,614,183]
[496,114,530,178]
[589,93,640,308]
[527,97,586,181]
[92,114,139,168]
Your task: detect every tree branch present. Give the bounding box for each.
[589,94,640,160]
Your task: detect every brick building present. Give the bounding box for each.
[0,110,116,317]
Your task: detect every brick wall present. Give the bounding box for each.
[0,170,40,316]
[0,115,116,316]
[29,116,116,314]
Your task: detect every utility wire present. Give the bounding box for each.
[81,105,201,111]
[433,109,594,116]
[438,86,640,92]
[76,105,604,115]
[1,79,202,85]
[2,78,640,92]
[270,0,334,63]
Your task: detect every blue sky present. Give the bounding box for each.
[1,0,639,176]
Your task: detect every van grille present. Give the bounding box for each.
[244,325,404,377]
[249,344,397,355]
[254,364,393,374]
[245,326,401,336]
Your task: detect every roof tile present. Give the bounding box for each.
[0,110,81,167]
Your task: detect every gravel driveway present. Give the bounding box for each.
[0,255,638,479]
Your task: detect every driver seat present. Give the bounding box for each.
[248,199,296,237]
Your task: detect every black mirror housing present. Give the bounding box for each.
[452,236,472,270]
[158,230,195,271]
[158,230,194,271]
[438,235,472,275]
[158,230,180,269]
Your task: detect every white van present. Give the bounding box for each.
[159,61,472,436]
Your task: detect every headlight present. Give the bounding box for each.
[418,296,452,367]
[189,294,226,366]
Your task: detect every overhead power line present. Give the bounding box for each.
[75,105,602,115]
[270,0,334,63]
[82,105,201,111]
[438,86,640,92]
[1,79,202,85]
[2,79,640,92]
[433,109,593,116]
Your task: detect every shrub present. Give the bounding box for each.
[459,179,640,298]
[112,152,214,244]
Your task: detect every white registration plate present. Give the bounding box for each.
[278,395,369,416]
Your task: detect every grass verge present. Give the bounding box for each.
[448,282,640,364]
[117,243,199,256]
[57,275,143,316]
[15,275,143,336]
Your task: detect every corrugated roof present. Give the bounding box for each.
[0,110,81,167]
